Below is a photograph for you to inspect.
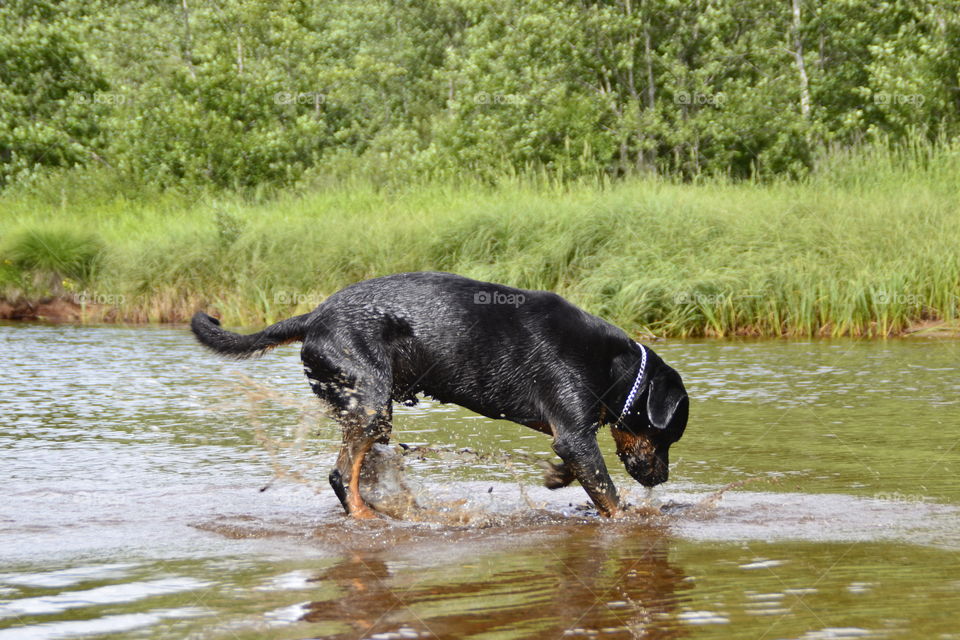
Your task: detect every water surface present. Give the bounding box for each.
[1,324,958,639]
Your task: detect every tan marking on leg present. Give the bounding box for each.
[347,440,377,519]
[592,488,621,517]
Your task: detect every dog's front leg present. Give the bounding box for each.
[542,460,576,489]
[552,431,621,517]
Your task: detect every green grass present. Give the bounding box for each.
[1,143,959,336]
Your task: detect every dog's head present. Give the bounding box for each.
[612,354,688,487]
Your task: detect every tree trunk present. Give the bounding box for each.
[643,24,655,108]
[180,0,197,79]
[791,0,811,119]
[236,34,244,75]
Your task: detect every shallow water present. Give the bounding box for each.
[1,323,959,639]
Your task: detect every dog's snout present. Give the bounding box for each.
[625,448,670,487]
[636,467,669,487]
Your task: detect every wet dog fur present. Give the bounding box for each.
[191,271,689,518]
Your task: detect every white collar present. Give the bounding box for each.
[620,343,648,419]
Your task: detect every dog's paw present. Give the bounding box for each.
[541,461,576,489]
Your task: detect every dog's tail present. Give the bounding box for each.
[190,311,312,359]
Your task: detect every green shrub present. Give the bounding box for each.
[5,229,103,283]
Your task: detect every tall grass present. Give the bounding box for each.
[1,142,958,336]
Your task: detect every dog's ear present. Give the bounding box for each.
[646,366,688,432]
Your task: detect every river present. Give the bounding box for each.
[1,323,958,639]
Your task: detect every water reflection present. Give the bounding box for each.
[300,525,691,639]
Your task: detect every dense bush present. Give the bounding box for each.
[1,0,959,188]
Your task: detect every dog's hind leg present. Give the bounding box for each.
[339,399,392,519]
[303,340,393,519]
[327,403,393,514]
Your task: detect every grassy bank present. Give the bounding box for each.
[1,144,959,337]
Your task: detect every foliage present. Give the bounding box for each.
[1,0,959,188]
[1,141,958,335]
[3,228,102,296]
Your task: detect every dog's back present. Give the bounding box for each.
[305,272,631,419]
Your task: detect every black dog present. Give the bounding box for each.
[191,271,688,518]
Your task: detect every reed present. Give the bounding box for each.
[2,142,958,336]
